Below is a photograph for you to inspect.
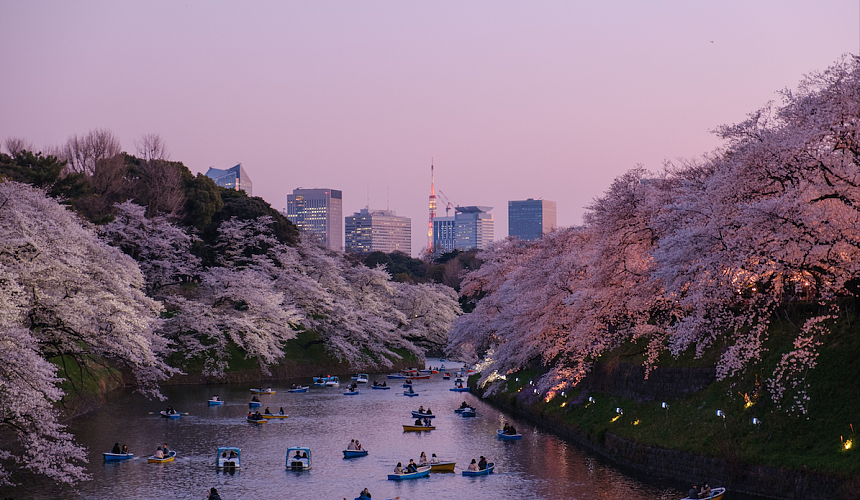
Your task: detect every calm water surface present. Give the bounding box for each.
[16,361,688,500]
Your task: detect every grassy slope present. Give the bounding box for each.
[495,305,860,476]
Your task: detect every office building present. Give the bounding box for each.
[345,208,412,255]
[432,216,456,254]
[204,163,253,196]
[286,188,343,251]
[508,199,557,241]
[452,206,494,251]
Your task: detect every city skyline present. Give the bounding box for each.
[0,1,856,253]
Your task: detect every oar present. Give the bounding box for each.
[148,411,189,415]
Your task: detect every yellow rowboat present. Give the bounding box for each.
[403,424,435,432]
[262,414,289,419]
[148,451,176,463]
[429,461,456,472]
[247,417,268,424]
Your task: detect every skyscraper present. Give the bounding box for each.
[204,163,253,196]
[508,199,557,241]
[345,208,412,255]
[454,206,494,251]
[432,216,456,254]
[286,188,343,251]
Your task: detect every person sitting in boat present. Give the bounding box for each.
[430,453,439,464]
[426,408,432,415]
[458,382,464,388]
[301,451,308,459]
[406,459,417,473]
[279,407,285,415]
[467,459,478,471]
[264,407,272,415]
[154,447,164,459]
[688,485,699,499]
[221,451,227,458]
[121,444,128,454]
[419,451,428,465]
[503,423,510,433]
[415,418,423,426]
[347,439,357,451]
[478,456,488,470]
[423,417,431,426]
[408,386,415,394]
[207,487,222,500]
[229,450,237,458]
[360,487,371,499]
[372,380,378,386]
[405,379,412,385]
[699,483,712,498]
[355,440,362,451]
[254,411,263,420]
[418,405,425,413]
[381,381,387,387]
[507,425,517,435]
[111,442,121,454]
[165,405,176,414]
[460,401,468,409]
[251,395,260,402]
[394,462,403,474]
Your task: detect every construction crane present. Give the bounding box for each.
[437,190,457,216]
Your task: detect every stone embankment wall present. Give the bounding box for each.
[477,361,856,500]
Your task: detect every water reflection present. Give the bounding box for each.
[6,362,685,500]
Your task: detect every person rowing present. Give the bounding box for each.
[251,395,260,402]
[418,406,425,414]
[264,407,272,415]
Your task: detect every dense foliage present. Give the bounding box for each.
[450,56,860,418]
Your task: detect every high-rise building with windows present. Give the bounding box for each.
[508,199,557,241]
[285,188,343,251]
[453,206,494,251]
[345,208,411,255]
[204,163,253,196]
[432,216,456,254]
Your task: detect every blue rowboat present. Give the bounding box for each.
[208,399,224,406]
[160,410,181,418]
[387,373,407,379]
[497,429,522,440]
[411,411,435,418]
[103,452,133,461]
[404,391,419,397]
[343,449,369,458]
[461,409,477,417]
[287,386,309,393]
[462,462,494,476]
[343,390,360,395]
[450,387,470,393]
[371,385,391,390]
[402,383,413,388]
[388,465,431,480]
[249,401,262,407]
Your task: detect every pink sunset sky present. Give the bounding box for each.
[1,1,856,255]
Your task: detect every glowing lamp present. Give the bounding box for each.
[752,418,761,425]
[616,407,623,415]
[588,397,595,403]
[661,402,669,409]
[716,410,725,417]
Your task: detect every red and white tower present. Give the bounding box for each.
[427,158,437,255]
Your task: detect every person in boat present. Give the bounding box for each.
[426,408,432,415]
[507,425,517,435]
[221,451,227,458]
[460,401,468,409]
[423,417,431,426]
[406,459,417,473]
[418,405,425,413]
[382,381,387,387]
[355,440,362,451]
[347,439,357,451]
[264,407,272,415]
[254,411,263,420]
[467,459,478,471]
[405,379,412,385]
[111,442,121,454]
[458,382,464,388]
[294,450,302,459]
[408,386,415,394]
[121,444,128,454]
[430,453,439,464]
[360,487,371,499]
[207,487,222,500]
[394,462,403,474]
[229,450,237,458]
[372,380,378,386]
[154,447,164,459]
[414,418,423,426]
[478,456,488,470]
[251,395,260,402]
[419,451,428,465]
[301,451,308,459]
[699,483,712,498]
[688,485,699,499]
[279,407,285,415]
[165,405,175,414]
[503,423,510,433]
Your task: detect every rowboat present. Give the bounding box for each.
[148,450,176,463]
[681,487,726,500]
[403,424,435,431]
[418,369,439,374]
[411,411,435,418]
[352,373,369,383]
[388,465,431,480]
[250,388,276,394]
[429,461,456,472]
[343,449,369,458]
[249,401,262,407]
[325,376,340,387]
[208,399,224,406]
[160,410,181,418]
[461,408,477,417]
[455,408,468,414]
[404,368,419,374]
[215,447,241,469]
[286,446,311,471]
[462,462,494,476]
[262,413,289,419]
[387,373,407,379]
[287,386,309,393]
[497,429,522,440]
[442,374,450,380]
[406,375,431,380]
[103,452,134,462]
[343,390,360,395]
[247,416,267,424]
[450,387,470,393]
[404,391,419,397]
[371,385,391,390]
